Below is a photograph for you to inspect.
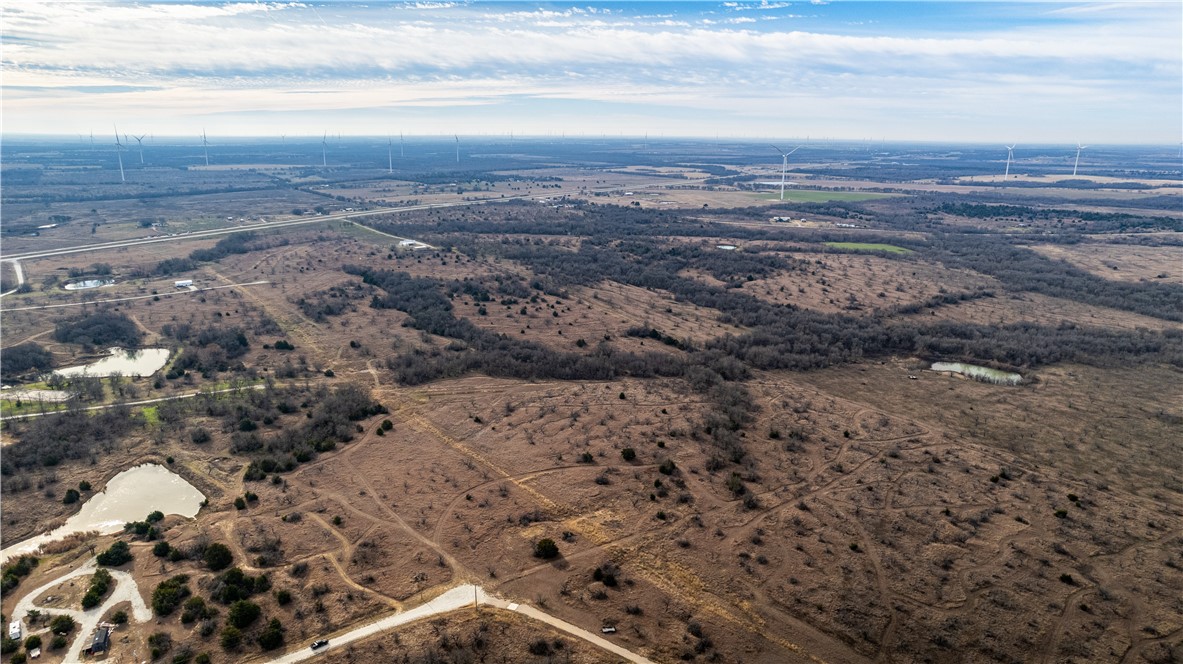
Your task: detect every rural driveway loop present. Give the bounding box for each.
[11,557,152,664]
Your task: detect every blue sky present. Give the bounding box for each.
[3,1,1180,143]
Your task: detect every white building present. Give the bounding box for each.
[175,279,194,288]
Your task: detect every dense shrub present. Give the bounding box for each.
[534,538,559,559]
[53,311,142,348]
[203,543,233,571]
[226,601,261,629]
[151,575,191,616]
[0,343,53,381]
[81,568,114,609]
[96,540,133,566]
[1,555,39,594]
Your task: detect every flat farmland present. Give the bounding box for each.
[1,187,331,254]
[756,190,894,203]
[1033,242,1182,284]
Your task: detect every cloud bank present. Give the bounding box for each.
[3,1,1179,142]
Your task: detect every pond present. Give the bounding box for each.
[54,348,171,378]
[931,361,1022,386]
[0,464,205,564]
[63,279,115,291]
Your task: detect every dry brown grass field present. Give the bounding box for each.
[1032,243,1181,285]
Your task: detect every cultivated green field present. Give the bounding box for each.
[824,241,913,254]
[758,189,892,202]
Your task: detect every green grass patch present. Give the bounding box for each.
[758,190,892,203]
[141,406,160,425]
[0,400,66,418]
[824,242,913,254]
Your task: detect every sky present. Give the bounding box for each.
[2,1,1180,143]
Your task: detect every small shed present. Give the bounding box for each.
[91,627,111,654]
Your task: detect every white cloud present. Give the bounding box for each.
[1,0,1178,142]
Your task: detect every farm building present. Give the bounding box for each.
[174,279,194,288]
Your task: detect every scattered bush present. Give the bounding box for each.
[203,543,233,571]
[257,618,285,650]
[50,614,76,635]
[151,575,191,616]
[220,626,242,650]
[227,600,261,629]
[1,555,39,594]
[96,540,133,567]
[534,538,559,560]
[81,568,114,609]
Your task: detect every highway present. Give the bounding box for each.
[0,176,699,264]
[1,280,269,312]
[0,383,265,424]
[0,202,451,263]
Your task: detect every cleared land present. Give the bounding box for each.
[1033,243,1182,285]
[758,190,893,203]
[823,242,912,254]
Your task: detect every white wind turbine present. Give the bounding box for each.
[771,144,802,201]
[454,135,460,164]
[321,132,328,167]
[1072,142,1087,176]
[132,135,146,164]
[400,131,404,158]
[113,125,127,182]
[1003,144,1015,181]
[387,137,393,174]
[201,129,210,166]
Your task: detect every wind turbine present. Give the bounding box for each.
[1072,142,1087,176]
[131,135,146,164]
[201,129,210,166]
[113,125,127,183]
[1003,144,1015,181]
[321,132,328,167]
[387,137,393,174]
[771,145,802,201]
[454,135,460,164]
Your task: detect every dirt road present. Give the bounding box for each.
[264,584,655,664]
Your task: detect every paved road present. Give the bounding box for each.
[0,259,25,298]
[0,198,502,264]
[0,383,265,424]
[11,557,152,664]
[265,584,655,664]
[0,280,269,313]
[0,175,696,264]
